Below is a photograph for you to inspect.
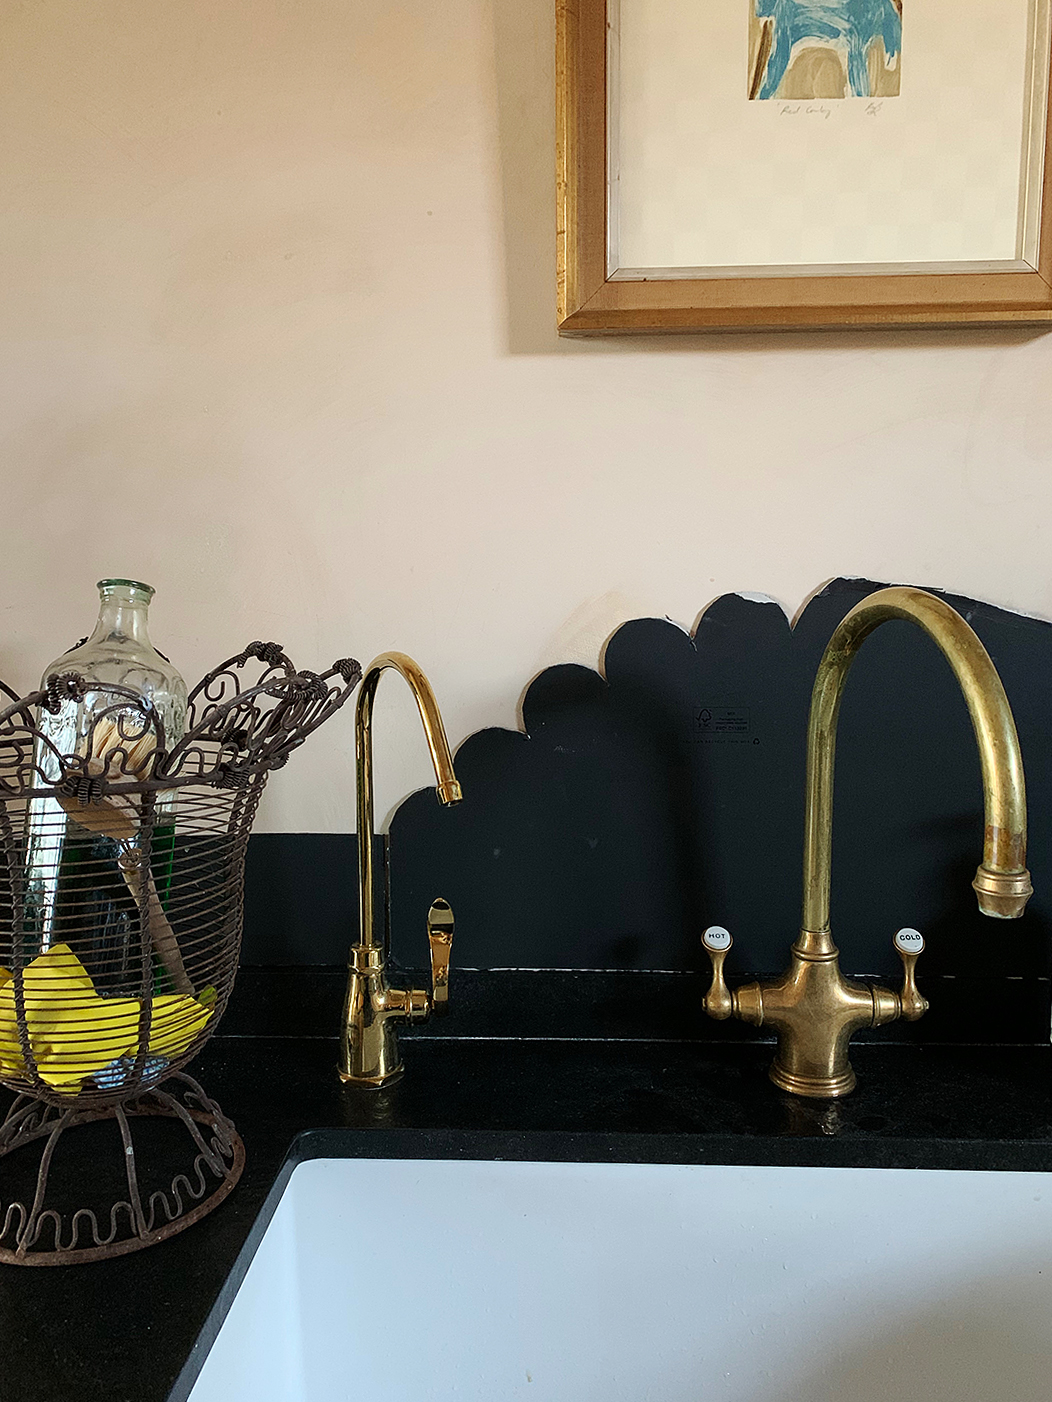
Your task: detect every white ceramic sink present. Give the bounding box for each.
[188,1157,1052,1402]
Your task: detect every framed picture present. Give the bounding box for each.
[557,0,1052,332]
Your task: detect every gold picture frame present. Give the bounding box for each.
[557,0,1052,333]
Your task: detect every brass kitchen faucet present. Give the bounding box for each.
[702,587,1031,1098]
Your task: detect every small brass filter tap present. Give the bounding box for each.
[339,653,462,1087]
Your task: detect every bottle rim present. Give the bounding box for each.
[96,578,155,599]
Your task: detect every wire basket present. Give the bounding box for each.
[0,641,360,1263]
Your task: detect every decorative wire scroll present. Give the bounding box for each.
[0,643,360,1262]
[0,642,362,800]
[0,1073,245,1265]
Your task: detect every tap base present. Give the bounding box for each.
[337,1016,407,1087]
[338,1063,405,1089]
[769,1061,856,1098]
[339,947,426,1087]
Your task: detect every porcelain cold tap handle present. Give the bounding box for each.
[893,928,929,1022]
[427,898,455,1013]
[702,925,735,1021]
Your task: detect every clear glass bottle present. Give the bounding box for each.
[24,580,187,991]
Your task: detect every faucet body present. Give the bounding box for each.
[339,652,461,1087]
[726,950,906,1098]
[703,587,1032,1097]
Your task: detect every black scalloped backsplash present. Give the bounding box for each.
[243,577,1052,1041]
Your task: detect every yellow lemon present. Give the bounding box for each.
[0,946,215,1093]
[147,993,214,1057]
[0,966,24,1079]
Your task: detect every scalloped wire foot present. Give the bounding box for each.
[0,1072,244,1266]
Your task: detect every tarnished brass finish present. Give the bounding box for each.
[894,928,927,1022]
[801,588,1031,936]
[700,926,734,1020]
[338,653,461,1087]
[702,587,1032,1098]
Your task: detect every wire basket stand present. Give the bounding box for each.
[0,641,360,1264]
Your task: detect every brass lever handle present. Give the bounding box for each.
[893,927,929,1021]
[702,925,735,1020]
[427,898,455,1013]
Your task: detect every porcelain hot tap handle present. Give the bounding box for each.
[702,925,735,1020]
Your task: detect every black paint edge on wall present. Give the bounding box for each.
[224,963,1051,1046]
[238,835,1050,1045]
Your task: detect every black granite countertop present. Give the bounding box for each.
[4,973,1052,1402]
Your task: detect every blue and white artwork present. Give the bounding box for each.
[750,1,902,101]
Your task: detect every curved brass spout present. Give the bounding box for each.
[702,587,1032,1098]
[802,587,1031,950]
[356,653,462,954]
[339,652,462,1086]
